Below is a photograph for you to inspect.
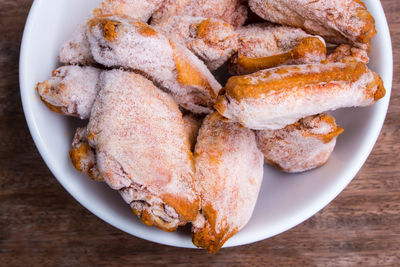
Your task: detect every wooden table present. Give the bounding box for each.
[1,0,399,265]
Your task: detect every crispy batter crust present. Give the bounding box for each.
[229,24,326,74]
[192,113,264,253]
[256,113,344,172]
[248,0,376,50]
[216,62,385,130]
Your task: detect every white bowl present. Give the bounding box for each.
[20,0,393,249]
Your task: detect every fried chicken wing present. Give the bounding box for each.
[151,0,248,28]
[82,70,199,232]
[59,0,164,65]
[248,0,376,50]
[256,113,343,173]
[155,16,238,70]
[192,113,264,253]
[36,66,101,119]
[87,16,222,114]
[229,24,326,75]
[216,62,385,130]
[326,44,369,64]
[183,114,203,150]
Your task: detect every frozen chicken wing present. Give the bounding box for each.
[216,62,385,130]
[155,16,238,70]
[256,113,343,173]
[229,24,326,75]
[327,44,369,64]
[93,0,164,21]
[59,23,96,65]
[84,70,199,232]
[36,66,101,119]
[248,0,376,50]
[151,0,248,28]
[59,0,164,65]
[192,113,264,253]
[70,127,102,181]
[87,16,222,113]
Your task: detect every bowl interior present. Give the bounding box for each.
[19,0,393,248]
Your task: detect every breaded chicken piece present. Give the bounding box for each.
[192,113,264,253]
[83,70,199,232]
[229,24,326,75]
[256,113,343,173]
[183,114,203,150]
[70,127,102,181]
[155,16,238,70]
[248,0,376,50]
[327,44,369,64]
[36,66,101,119]
[59,0,164,65]
[87,16,222,114]
[216,62,385,130]
[151,0,248,28]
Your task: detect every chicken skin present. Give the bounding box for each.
[71,70,200,232]
[155,16,238,71]
[229,24,326,75]
[59,23,96,65]
[93,0,164,21]
[216,62,385,130]
[59,0,164,65]
[192,113,264,253]
[36,66,101,119]
[70,126,102,181]
[87,16,222,114]
[256,113,343,173]
[151,0,248,28]
[248,0,376,50]
[327,44,369,64]
[183,113,204,150]
[70,115,203,181]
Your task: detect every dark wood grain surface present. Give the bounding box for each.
[1,0,399,266]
